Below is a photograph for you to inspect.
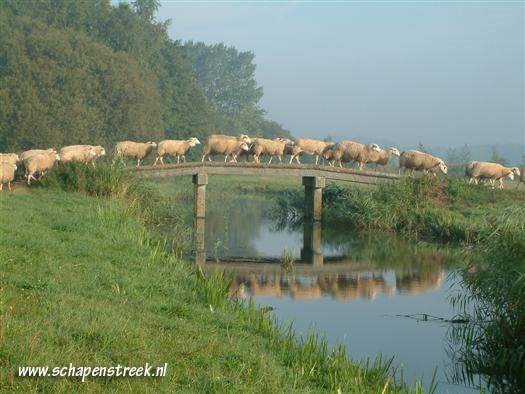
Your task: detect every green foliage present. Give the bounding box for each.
[185,41,263,117]
[450,208,525,393]
[0,0,288,152]
[490,145,508,166]
[41,161,133,198]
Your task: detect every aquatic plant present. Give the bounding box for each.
[449,207,525,393]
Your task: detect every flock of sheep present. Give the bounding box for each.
[0,134,521,191]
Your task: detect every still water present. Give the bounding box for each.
[190,196,477,393]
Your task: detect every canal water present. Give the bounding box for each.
[173,194,478,393]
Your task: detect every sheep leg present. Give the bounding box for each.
[182,155,186,163]
[177,155,180,164]
[295,156,301,165]
[154,156,159,166]
[201,155,206,162]
[8,181,11,192]
[315,156,319,165]
[224,155,228,162]
[289,156,293,164]
[160,157,165,165]
[499,179,504,190]
[268,156,273,164]
[278,155,282,163]
[0,183,2,191]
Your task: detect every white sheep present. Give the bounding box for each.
[19,148,56,161]
[0,153,20,166]
[294,138,334,165]
[114,141,157,167]
[252,138,291,164]
[366,147,401,169]
[25,151,60,185]
[399,150,448,176]
[59,145,97,166]
[329,141,381,169]
[0,162,17,191]
[465,161,520,189]
[154,138,201,165]
[201,134,252,162]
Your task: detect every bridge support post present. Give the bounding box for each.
[301,220,323,266]
[193,173,208,264]
[303,176,325,222]
[193,173,208,219]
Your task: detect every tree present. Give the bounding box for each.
[184,41,264,117]
[446,148,460,166]
[417,142,428,153]
[459,144,471,164]
[490,146,507,166]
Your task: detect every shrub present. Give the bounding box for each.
[42,161,133,198]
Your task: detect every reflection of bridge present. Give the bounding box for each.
[134,162,399,264]
[202,263,445,300]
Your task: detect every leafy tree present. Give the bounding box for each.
[417,142,428,153]
[490,146,507,166]
[459,144,471,164]
[446,148,460,165]
[0,0,288,151]
[185,41,264,117]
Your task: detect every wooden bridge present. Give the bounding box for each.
[133,162,400,264]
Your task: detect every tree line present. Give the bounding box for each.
[0,0,290,152]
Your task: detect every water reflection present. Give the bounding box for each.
[203,265,445,301]
[183,195,478,392]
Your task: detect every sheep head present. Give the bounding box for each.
[188,137,201,147]
[370,143,381,153]
[239,134,252,144]
[511,167,521,177]
[438,161,448,175]
[389,147,401,156]
[239,142,250,152]
[96,146,106,156]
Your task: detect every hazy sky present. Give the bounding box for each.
[156,1,524,146]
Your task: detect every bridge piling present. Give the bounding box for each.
[193,173,208,219]
[303,176,325,222]
[193,173,208,264]
[301,220,323,266]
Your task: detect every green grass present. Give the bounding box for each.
[274,177,525,245]
[0,186,424,392]
[449,208,525,393]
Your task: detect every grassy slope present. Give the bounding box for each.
[0,188,404,392]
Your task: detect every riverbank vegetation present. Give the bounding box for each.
[275,176,525,244]
[274,176,525,391]
[1,165,428,392]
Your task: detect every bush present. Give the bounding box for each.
[42,161,133,198]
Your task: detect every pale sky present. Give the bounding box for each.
[155,1,524,146]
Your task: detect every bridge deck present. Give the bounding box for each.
[133,162,399,185]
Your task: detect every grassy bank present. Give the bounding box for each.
[275,176,525,244]
[0,164,421,392]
